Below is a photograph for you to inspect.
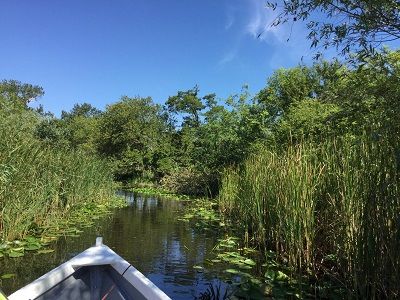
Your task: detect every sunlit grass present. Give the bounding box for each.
[0,110,115,241]
[219,134,400,298]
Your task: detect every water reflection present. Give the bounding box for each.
[0,191,226,299]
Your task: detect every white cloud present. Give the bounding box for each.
[218,50,237,65]
[245,0,315,62]
[217,0,313,68]
[225,10,235,30]
[246,0,283,41]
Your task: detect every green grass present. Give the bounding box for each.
[219,134,400,298]
[0,109,116,242]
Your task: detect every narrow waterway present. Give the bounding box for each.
[1,191,227,299]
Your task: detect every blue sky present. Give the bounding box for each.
[0,0,330,115]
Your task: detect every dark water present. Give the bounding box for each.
[0,191,227,299]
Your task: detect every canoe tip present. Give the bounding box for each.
[95,237,103,247]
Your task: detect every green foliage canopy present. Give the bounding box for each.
[96,96,172,180]
[267,0,400,57]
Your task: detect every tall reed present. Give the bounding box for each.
[219,135,400,298]
[0,110,115,241]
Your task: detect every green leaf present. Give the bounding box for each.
[24,236,38,243]
[225,268,240,274]
[243,258,256,266]
[264,270,275,280]
[238,264,252,270]
[250,278,262,285]
[11,247,24,252]
[8,251,24,258]
[276,270,289,281]
[66,234,80,238]
[25,244,41,251]
[1,273,16,279]
[37,249,55,254]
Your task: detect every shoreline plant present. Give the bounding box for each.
[0,107,118,243]
[219,134,400,298]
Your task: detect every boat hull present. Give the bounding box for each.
[8,239,171,300]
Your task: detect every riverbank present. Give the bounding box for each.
[0,196,126,260]
[219,135,400,298]
[1,107,120,245]
[179,198,344,298]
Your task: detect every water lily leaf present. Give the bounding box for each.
[264,270,275,280]
[66,234,80,238]
[11,247,24,252]
[238,264,252,270]
[41,236,57,243]
[24,236,38,243]
[8,251,24,258]
[193,265,203,269]
[192,265,204,271]
[177,218,190,222]
[275,270,289,281]
[37,249,55,254]
[250,278,262,285]
[220,243,235,248]
[239,272,253,278]
[225,268,240,274]
[243,258,256,266]
[25,244,41,251]
[1,273,16,279]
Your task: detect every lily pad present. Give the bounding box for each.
[37,249,55,254]
[250,278,262,285]
[264,270,276,280]
[275,270,289,281]
[243,258,256,266]
[8,251,24,258]
[1,273,16,279]
[11,247,24,252]
[25,244,41,251]
[225,268,240,274]
[24,236,38,243]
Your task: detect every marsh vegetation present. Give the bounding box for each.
[1,50,400,298]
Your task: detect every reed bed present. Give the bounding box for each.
[0,110,115,241]
[219,135,400,298]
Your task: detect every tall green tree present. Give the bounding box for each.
[61,103,101,119]
[256,51,400,142]
[166,85,206,128]
[267,0,400,57]
[0,79,44,111]
[256,61,344,142]
[97,96,172,180]
[60,103,102,152]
